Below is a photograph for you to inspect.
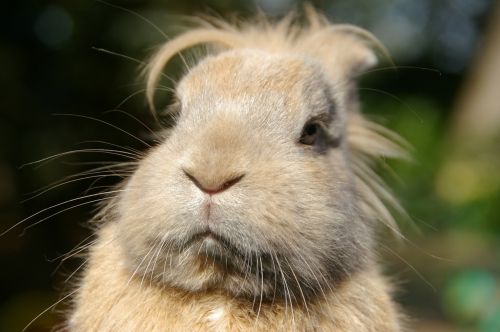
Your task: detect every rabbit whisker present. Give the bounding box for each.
[381,244,436,292]
[21,148,141,170]
[22,289,79,332]
[129,238,158,288]
[2,189,130,237]
[52,113,152,147]
[284,256,310,317]
[64,258,89,284]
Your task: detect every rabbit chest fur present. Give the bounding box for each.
[67,8,405,332]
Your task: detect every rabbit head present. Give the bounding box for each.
[112,10,406,303]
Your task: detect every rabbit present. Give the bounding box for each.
[67,7,407,332]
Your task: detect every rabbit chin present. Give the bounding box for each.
[149,234,279,299]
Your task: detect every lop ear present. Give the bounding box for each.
[299,25,387,82]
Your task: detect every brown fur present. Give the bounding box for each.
[67,7,406,331]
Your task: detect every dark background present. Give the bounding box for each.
[1,0,499,331]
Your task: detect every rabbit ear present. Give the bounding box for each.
[299,24,388,81]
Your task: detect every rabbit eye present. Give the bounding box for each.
[300,122,320,145]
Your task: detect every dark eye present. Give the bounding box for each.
[299,122,320,145]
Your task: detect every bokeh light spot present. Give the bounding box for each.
[443,270,497,323]
[34,6,74,48]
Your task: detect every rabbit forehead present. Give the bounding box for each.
[177,50,333,124]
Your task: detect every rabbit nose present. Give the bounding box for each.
[183,169,244,195]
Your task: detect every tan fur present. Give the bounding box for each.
[70,224,400,331]
[67,7,406,331]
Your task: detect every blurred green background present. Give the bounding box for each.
[1,0,499,331]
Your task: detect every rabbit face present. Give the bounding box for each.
[116,50,372,301]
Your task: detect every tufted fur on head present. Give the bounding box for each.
[92,6,408,310]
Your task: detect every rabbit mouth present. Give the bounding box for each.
[186,229,240,259]
[190,230,224,246]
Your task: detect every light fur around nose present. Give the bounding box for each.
[181,115,249,195]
